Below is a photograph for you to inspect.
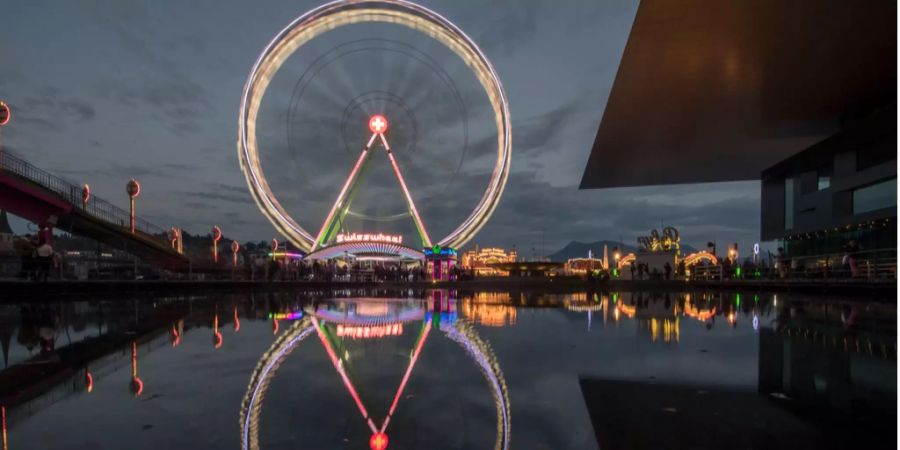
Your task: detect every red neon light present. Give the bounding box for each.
[272,239,279,251]
[272,318,279,335]
[0,101,10,126]
[368,115,388,134]
[370,432,389,450]
[234,306,241,333]
[85,368,94,393]
[82,184,90,209]
[383,322,431,432]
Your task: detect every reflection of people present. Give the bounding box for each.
[664,262,672,280]
[843,240,860,278]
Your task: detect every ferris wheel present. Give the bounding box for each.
[237,0,512,255]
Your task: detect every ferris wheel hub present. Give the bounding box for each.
[368,114,389,134]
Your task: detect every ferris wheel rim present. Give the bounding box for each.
[238,0,511,252]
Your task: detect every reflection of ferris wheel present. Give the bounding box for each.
[238,0,512,253]
[240,297,510,450]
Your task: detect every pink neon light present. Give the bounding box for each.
[380,133,432,247]
[312,133,378,251]
[383,321,431,432]
[312,317,376,433]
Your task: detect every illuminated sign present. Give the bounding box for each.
[336,323,404,339]
[424,246,457,257]
[336,232,403,244]
[268,312,303,320]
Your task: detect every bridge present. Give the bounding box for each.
[0,151,189,269]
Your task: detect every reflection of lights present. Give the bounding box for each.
[171,325,181,347]
[648,318,680,343]
[337,323,404,339]
[269,312,302,320]
[241,310,510,450]
[753,314,759,331]
[369,432,389,450]
[272,318,279,335]
[234,306,241,333]
[214,314,223,349]
[238,0,511,252]
[267,251,304,259]
[616,303,636,319]
[85,368,94,393]
[462,300,517,327]
[1,405,6,450]
[131,342,143,397]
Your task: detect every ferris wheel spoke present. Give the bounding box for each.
[379,132,432,248]
[312,133,378,251]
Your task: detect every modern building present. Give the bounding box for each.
[578,0,896,269]
[761,110,896,264]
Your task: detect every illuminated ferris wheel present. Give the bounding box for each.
[237,0,511,256]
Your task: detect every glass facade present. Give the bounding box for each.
[784,224,896,259]
[817,176,830,190]
[853,178,896,215]
[784,178,794,229]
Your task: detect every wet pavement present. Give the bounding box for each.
[0,289,894,449]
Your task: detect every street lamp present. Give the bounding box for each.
[126,179,141,234]
[212,226,222,263]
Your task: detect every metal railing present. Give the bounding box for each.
[687,248,896,281]
[0,151,168,240]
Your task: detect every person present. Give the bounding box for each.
[664,262,672,280]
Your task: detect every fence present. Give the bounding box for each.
[0,151,168,240]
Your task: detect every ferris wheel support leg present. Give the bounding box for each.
[379,133,433,248]
[311,133,378,251]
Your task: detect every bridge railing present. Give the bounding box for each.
[0,151,169,240]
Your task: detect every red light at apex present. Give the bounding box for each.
[368,114,388,134]
[370,432,389,450]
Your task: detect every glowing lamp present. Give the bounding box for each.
[82,184,90,209]
[126,179,140,234]
[370,432,389,450]
[0,101,10,126]
[126,179,141,198]
[368,114,388,134]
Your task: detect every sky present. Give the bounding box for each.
[0,0,764,257]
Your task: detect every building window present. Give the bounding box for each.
[785,178,794,230]
[817,176,830,190]
[852,178,896,215]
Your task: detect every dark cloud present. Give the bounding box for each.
[59,99,96,121]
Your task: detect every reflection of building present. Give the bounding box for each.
[462,302,516,327]
[461,293,516,327]
[0,210,17,277]
[758,326,894,414]
[461,246,517,276]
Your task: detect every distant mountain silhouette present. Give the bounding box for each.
[548,240,699,262]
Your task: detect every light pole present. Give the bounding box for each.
[126,179,141,234]
[231,240,241,279]
[82,184,91,210]
[212,226,222,263]
[0,100,10,153]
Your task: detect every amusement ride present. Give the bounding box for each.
[237,0,511,280]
